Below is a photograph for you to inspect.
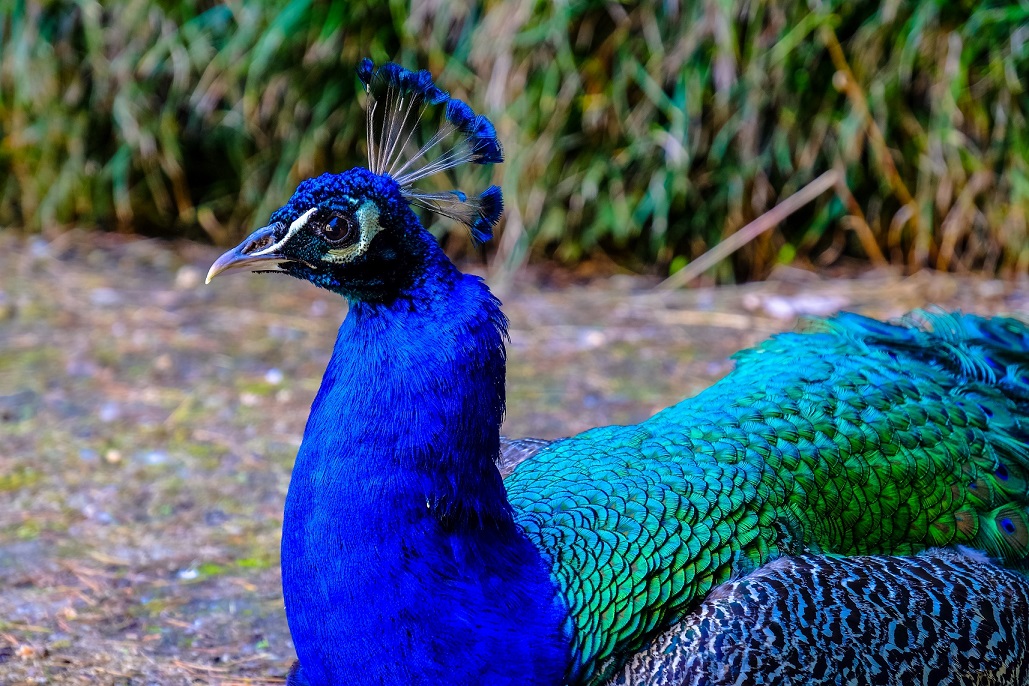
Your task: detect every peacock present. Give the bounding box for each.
[205,60,1029,685]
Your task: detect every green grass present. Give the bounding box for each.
[1,0,1027,280]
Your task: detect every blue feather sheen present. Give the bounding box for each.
[402,185,503,245]
[280,228,569,684]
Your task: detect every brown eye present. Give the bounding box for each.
[319,213,355,244]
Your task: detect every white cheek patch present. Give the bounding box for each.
[252,207,318,257]
[324,202,384,263]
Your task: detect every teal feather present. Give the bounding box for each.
[500,438,1029,686]
[504,312,1029,683]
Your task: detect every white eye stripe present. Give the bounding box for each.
[252,207,318,256]
[324,202,382,263]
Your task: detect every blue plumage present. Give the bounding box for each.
[471,184,504,242]
[205,60,1029,686]
[280,261,570,685]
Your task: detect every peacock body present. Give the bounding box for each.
[509,310,1029,683]
[205,60,1029,686]
[500,439,1029,686]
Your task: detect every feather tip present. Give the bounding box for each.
[471,185,504,243]
[359,58,504,242]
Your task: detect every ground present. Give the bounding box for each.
[1,231,1025,685]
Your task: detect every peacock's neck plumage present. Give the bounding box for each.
[280,228,569,685]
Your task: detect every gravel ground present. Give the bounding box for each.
[1,230,1026,684]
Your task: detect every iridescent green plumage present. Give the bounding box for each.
[505,311,1029,684]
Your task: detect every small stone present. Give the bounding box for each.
[761,296,796,320]
[762,294,849,319]
[28,237,50,259]
[138,450,168,465]
[90,288,122,307]
[105,449,122,464]
[579,329,607,349]
[264,368,284,385]
[174,265,202,290]
[99,402,121,423]
[977,280,1005,298]
[741,293,763,312]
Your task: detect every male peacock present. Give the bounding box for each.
[206,60,1029,685]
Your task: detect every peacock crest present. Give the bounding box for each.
[357,59,504,243]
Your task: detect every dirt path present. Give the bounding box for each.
[1,232,1025,684]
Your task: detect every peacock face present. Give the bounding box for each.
[206,168,419,294]
[206,59,503,300]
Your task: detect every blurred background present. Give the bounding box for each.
[2,1,1029,683]
[3,0,1027,281]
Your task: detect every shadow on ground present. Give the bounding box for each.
[1,231,1025,684]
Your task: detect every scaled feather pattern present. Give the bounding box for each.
[506,311,1029,683]
[609,548,1029,686]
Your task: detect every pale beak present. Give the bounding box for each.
[205,224,286,284]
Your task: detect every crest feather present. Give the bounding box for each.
[358,59,503,242]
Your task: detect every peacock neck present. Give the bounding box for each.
[281,235,569,684]
[303,242,512,526]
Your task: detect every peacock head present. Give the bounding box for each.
[206,60,502,301]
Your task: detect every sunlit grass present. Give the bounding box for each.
[1,0,1026,279]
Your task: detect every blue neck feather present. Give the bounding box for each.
[280,227,570,685]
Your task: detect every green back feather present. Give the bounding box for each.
[505,311,1029,684]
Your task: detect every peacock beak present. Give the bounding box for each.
[206,224,286,283]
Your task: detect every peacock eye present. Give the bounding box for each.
[318,212,356,244]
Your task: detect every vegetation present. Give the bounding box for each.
[1,0,1027,280]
